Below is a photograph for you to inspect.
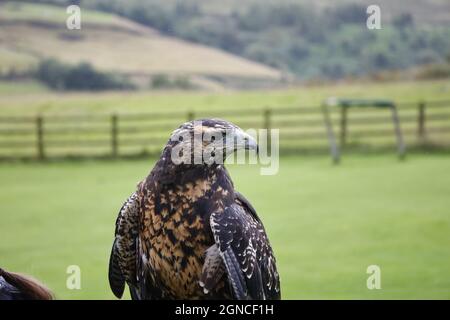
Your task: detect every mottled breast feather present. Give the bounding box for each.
[135,164,235,299]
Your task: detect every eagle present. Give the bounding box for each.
[108,119,280,300]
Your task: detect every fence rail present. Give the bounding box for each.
[0,100,449,159]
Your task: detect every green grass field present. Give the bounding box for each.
[1,79,449,115]
[1,154,449,299]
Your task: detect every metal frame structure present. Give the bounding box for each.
[322,98,406,164]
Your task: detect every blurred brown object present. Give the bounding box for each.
[0,267,53,300]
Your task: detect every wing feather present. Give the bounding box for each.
[108,192,140,299]
[210,193,280,300]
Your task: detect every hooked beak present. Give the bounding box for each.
[233,128,258,154]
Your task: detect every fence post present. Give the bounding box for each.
[391,104,406,160]
[321,103,340,165]
[340,106,348,147]
[36,115,45,160]
[187,111,195,121]
[111,114,118,158]
[264,108,272,130]
[264,108,272,154]
[418,101,426,142]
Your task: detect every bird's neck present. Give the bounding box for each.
[170,162,229,187]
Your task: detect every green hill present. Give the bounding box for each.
[0,2,283,90]
[83,0,450,80]
[2,1,449,86]
[102,0,450,25]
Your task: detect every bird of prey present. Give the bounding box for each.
[108,119,280,300]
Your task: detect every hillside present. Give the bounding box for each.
[2,1,449,87]
[0,2,283,90]
[84,0,450,80]
[28,0,450,25]
[158,0,450,25]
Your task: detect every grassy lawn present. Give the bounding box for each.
[0,154,449,299]
[1,80,449,115]
[0,80,49,95]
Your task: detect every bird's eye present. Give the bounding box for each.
[211,136,216,141]
[179,136,184,141]
[211,151,216,157]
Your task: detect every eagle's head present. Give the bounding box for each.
[164,118,258,166]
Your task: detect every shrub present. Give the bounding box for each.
[35,59,134,91]
[150,74,193,89]
[416,64,450,79]
[151,74,171,89]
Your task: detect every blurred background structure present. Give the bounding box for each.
[0,0,449,299]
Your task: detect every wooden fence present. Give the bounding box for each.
[0,100,449,160]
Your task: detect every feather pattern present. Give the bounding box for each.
[210,194,281,300]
